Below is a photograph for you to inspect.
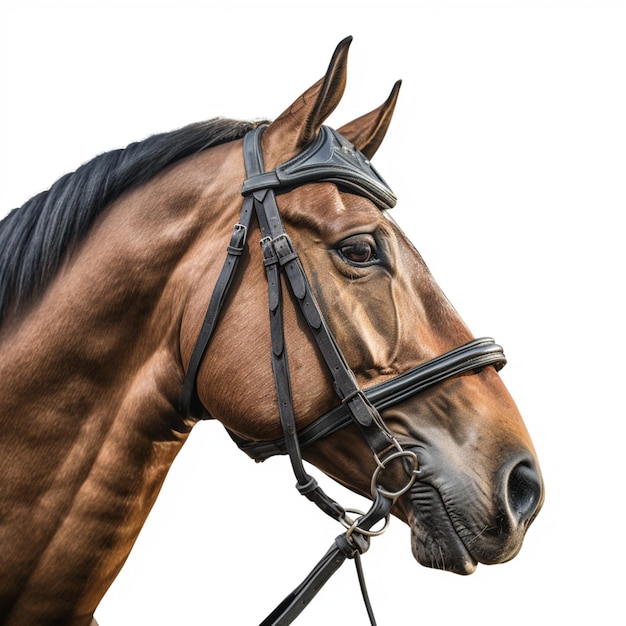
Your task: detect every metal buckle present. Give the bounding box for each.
[260,235,278,266]
[226,223,247,255]
[272,233,299,266]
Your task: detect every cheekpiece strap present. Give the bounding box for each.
[241,126,397,462]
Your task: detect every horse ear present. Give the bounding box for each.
[260,36,352,169]
[338,80,401,160]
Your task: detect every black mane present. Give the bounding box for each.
[0,117,264,324]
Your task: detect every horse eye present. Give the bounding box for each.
[338,237,378,265]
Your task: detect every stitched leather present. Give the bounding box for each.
[231,338,506,461]
[242,126,397,211]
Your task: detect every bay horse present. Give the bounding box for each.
[0,37,543,626]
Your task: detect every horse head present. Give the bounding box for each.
[184,37,543,577]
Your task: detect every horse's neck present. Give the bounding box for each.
[0,151,235,624]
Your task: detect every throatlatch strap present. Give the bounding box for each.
[178,196,254,419]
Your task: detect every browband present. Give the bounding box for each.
[241,125,397,210]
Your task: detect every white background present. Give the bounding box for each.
[2,1,624,624]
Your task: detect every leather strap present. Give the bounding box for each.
[259,492,393,626]
[178,196,255,419]
[255,194,346,520]
[256,191,396,454]
[242,125,397,211]
[242,127,397,461]
[231,337,506,461]
[242,127,405,625]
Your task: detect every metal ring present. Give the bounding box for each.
[339,508,367,531]
[344,511,391,540]
[370,449,419,500]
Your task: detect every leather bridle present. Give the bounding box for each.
[179,125,507,625]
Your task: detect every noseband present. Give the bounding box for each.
[179,125,506,625]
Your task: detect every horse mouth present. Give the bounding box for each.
[406,480,479,575]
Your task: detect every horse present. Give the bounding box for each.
[0,37,543,626]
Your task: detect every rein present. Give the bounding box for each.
[179,125,506,625]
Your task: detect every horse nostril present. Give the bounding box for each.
[506,460,543,525]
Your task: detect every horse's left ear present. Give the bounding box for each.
[260,37,352,170]
[338,80,401,160]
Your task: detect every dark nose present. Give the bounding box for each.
[504,459,543,526]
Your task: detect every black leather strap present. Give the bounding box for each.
[243,126,397,462]
[178,196,255,419]
[241,127,404,625]
[258,492,393,626]
[256,197,346,521]
[254,190,396,456]
[231,338,507,461]
[259,544,348,626]
[244,130,348,521]
[242,125,397,211]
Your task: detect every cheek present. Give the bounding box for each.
[280,295,340,422]
[305,264,406,378]
[194,271,340,440]
[194,309,278,438]
[184,250,277,435]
